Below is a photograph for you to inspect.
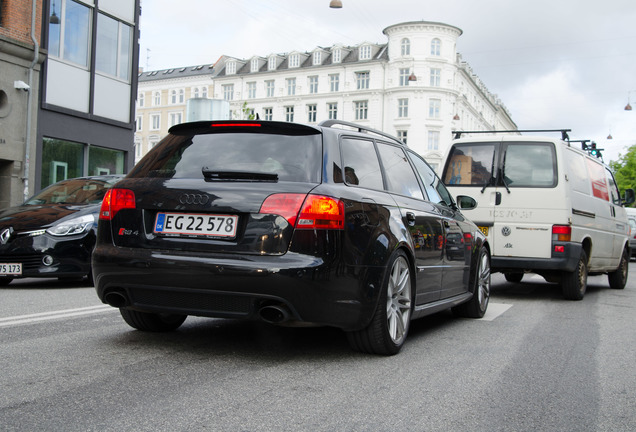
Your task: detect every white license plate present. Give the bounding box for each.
[154,213,238,238]
[0,263,22,275]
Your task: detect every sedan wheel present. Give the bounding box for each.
[347,250,413,355]
[452,246,490,318]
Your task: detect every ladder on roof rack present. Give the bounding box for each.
[452,129,571,141]
[319,120,405,145]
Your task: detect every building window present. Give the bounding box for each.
[178,89,184,103]
[333,48,341,63]
[251,58,259,72]
[285,106,294,122]
[202,87,207,98]
[289,54,299,68]
[47,0,91,67]
[429,99,441,118]
[329,74,340,92]
[247,82,256,99]
[359,45,371,60]
[309,76,318,94]
[170,90,177,104]
[397,130,407,145]
[430,68,441,87]
[150,114,161,130]
[169,112,182,127]
[307,104,317,122]
[192,88,199,98]
[428,131,440,150]
[138,92,145,107]
[398,98,409,118]
[223,84,234,101]
[313,51,322,65]
[264,107,273,121]
[268,56,277,70]
[286,78,296,96]
[356,72,370,90]
[135,116,142,132]
[96,12,132,81]
[401,38,410,56]
[431,38,441,56]
[226,61,236,74]
[328,103,338,120]
[265,80,275,97]
[399,68,410,86]
[153,91,161,106]
[355,101,368,120]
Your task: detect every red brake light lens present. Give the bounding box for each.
[260,193,344,230]
[552,225,571,242]
[100,189,136,220]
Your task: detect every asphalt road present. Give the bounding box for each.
[1,267,635,431]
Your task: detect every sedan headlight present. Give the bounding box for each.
[46,214,96,236]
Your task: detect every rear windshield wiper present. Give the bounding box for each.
[202,168,278,182]
[481,150,497,193]
[500,150,511,193]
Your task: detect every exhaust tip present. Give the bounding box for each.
[103,290,129,308]
[258,304,291,324]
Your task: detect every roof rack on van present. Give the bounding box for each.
[320,120,405,146]
[452,129,571,141]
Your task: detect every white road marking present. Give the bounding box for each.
[0,305,117,328]
[479,302,512,321]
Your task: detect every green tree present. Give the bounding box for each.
[609,144,636,201]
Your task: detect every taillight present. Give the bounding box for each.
[100,189,136,220]
[260,193,344,230]
[552,225,571,242]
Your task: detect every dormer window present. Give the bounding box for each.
[359,45,371,60]
[431,38,441,56]
[268,56,277,71]
[333,48,341,63]
[313,51,322,65]
[226,60,236,75]
[289,54,300,68]
[251,58,259,72]
[401,38,410,56]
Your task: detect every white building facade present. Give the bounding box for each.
[136,21,516,171]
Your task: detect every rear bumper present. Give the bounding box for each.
[92,245,383,331]
[491,242,582,273]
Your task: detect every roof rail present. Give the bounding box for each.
[452,129,571,141]
[319,120,404,145]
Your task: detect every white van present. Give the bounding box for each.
[441,130,635,300]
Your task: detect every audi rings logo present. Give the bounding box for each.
[501,226,511,237]
[179,193,210,205]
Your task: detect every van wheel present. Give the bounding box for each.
[346,250,413,355]
[562,250,588,300]
[608,248,629,290]
[504,272,523,283]
[120,309,187,332]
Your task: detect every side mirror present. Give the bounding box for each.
[623,189,635,206]
[456,195,477,210]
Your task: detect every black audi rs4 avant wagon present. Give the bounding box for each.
[93,120,490,355]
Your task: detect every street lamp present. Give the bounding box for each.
[624,90,636,111]
[329,0,343,8]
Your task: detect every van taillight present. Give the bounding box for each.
[100,189,136,220]
[260,193,344,230]
[552,225,571,242]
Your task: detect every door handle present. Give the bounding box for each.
[443,220,450,228]
[406,212,415,226]
[495,191,502,206]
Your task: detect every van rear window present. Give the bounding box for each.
[443,143,496,186]
[503,143,556,187]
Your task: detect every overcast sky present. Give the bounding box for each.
[139,0,636,164]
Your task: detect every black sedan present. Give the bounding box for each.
[93,120,490,355]
[0,175,122,285]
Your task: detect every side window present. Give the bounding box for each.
[340,138,384,190]
[377,143,423,199]
[605,168,621,205]
[564,149,591,195]
[410,150,454,207]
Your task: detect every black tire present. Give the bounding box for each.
[504,272,523,283]
[0,277,13,286]
[608,247,629,290]
[120,308,187,332]
[452,246,490,318]
[562,249,588,300]
[346,250,413,355]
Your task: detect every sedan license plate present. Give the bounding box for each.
[478,226,489,236]
[0,263,22,275]
[154,213,238,238]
